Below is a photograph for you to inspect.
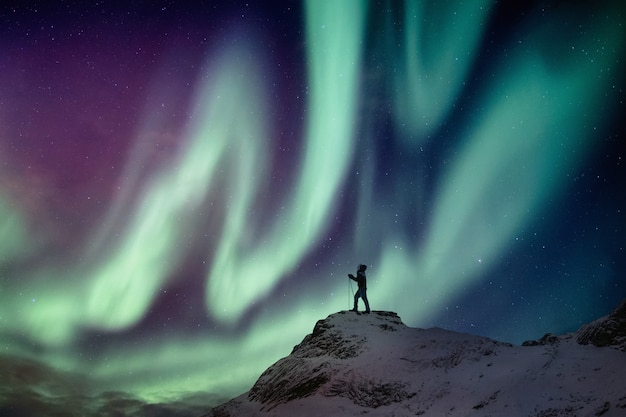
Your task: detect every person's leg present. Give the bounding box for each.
[362,289,370,313]
[352,289,360,311]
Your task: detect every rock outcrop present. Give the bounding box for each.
[577,299,626,351]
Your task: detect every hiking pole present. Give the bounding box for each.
[348,275,354,310]
[348,275,350,310]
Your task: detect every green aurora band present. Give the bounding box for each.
[205,0,367,324]
[1,0,624,405]
[377,0,625,318]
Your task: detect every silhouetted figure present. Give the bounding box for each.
[349,264,370,314]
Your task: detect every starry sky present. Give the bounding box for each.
[1,0,625,415]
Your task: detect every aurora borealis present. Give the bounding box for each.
[1,0,625,415]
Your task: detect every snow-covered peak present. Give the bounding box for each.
[208,306,626,417]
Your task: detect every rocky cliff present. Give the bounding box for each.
[576,299,626,352]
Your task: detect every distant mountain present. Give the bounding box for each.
[207,301,626,417]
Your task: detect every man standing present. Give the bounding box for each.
[349,264,370,314]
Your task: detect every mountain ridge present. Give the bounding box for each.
[208,301,626,417]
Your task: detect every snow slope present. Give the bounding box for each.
[208,303,626,417]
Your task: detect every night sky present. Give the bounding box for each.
[1,0,625,415]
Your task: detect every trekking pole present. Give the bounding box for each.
[348,276,350,310]
[348,276,354,310]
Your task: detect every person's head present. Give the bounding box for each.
[358,264,367,272]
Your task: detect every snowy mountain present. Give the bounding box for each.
[207,302,626,417]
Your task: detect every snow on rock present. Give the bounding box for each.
[576,298,626,352]
[208,304,626,417]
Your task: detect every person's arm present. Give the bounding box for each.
[348,273,357,282]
